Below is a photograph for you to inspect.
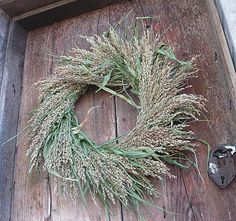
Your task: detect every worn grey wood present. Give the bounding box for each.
[215,0,236,69]
[0,0,60,16]
[0,21,26,221]
[0,9,9,94]
[0,0,123,30]
[13,0,123,30]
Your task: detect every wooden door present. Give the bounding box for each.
[11,0,236,220]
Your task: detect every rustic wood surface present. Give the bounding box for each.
[0,9,9,91]
[215,0,236,68]
[0,21,26,221]
[49,9,121,221]
[9,0,123,31]
[0,0,60,16]
[206,0,236,113]
[11,0,236,220]
[11,27,53,221]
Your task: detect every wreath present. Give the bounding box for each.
[26,25,205,216]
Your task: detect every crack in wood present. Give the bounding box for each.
[46,175,52,221]
[162,205,166,219]
[180,170,197,221]
[0,21,26,221]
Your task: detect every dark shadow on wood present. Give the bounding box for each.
[11,0,123,30]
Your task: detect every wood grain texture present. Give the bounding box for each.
[48,8,121,221]
[0,0,60,17]
[0,9,9,94]
[107,2,143,219]
[109,1,195,220]
[215,0,236,68]
[0,21,26,221]
[139,0,236,220]
[209,0,236,111]
[11,0,236,220]
[11,27,53,221]
[12,0,123,31]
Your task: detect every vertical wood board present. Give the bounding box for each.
[140,0,236,220]
[49,8,121,221]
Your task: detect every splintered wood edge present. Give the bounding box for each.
[1,0,123,30]
[206,0,236,110]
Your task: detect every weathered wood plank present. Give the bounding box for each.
[48,8,122,221]
[206,0,236,119]
[139,0,236,220]
[109,0,195,220]
[11,27,53,221]
[10,0,123,31]
[138,1,197,220]
[0,9,9,94]
[215,0,236,69]
[9,0,236,221]
[50,88,120,221]
[107,2,143,220]
[0,21,26,221]
[0,0,60,16]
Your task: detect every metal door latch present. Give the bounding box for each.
[208,145,236,189]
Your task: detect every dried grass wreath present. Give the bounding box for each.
[25,23,205,217]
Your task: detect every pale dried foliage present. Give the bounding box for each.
[26,27,205,215]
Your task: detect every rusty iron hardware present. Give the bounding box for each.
[208,146,236,189]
